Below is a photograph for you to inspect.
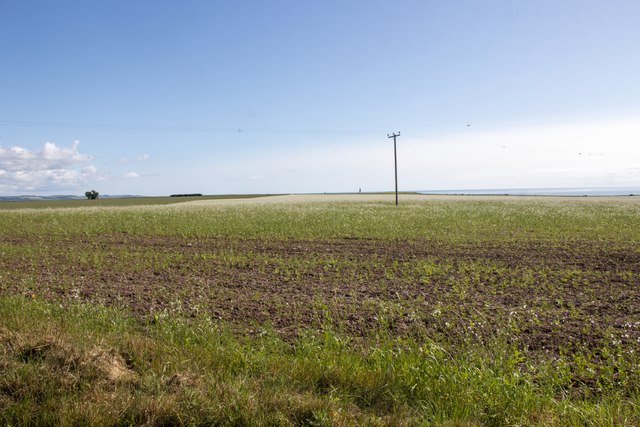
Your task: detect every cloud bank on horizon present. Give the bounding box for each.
[0,141,102,194]
[211,115,640,194]
[0,140,155,194]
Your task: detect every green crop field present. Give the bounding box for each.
[0,194,274,210]
[1,195,639,425]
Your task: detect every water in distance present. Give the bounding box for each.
[419,186,640,196]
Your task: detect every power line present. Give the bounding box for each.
[0,119,383,136]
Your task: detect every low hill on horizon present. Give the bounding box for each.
[0,194,142,202]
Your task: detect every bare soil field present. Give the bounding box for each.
[4,233,639,358]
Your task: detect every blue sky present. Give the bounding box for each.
[1,0,639,195]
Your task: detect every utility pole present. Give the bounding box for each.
[388,132,400,206]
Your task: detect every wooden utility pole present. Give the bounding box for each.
[388,132,400,206]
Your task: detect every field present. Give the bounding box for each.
[1,194,639,425]
[0,194,273,210]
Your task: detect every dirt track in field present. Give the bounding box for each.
[2,234,640,354]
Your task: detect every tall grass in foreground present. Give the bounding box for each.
[1,296,638,426]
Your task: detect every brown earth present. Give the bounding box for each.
[2,234,639,356]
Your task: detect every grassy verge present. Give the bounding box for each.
[2,296,639,426]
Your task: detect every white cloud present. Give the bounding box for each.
[120,153,151,164]
[0,141,100,194]
[124,172,140,179]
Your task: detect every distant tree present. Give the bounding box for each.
[85,190,99,200]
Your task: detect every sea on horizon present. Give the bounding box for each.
[419,186,640,196]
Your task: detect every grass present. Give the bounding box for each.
[1,196,639,425]
[1,196,639,241]
[2,296,639,426]
[0,194,274,210]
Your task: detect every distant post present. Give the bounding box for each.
[387,132,400,206]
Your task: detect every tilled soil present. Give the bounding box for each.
[2,234,639,355]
